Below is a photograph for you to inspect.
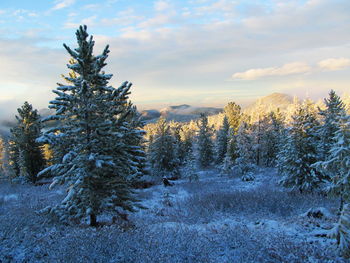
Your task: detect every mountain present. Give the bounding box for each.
[141,104,223,122]
[244,93,294,114]
[140,110,162,121]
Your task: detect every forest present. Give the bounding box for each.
[1,25,350,262]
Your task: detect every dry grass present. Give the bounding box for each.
[0,170,346,262]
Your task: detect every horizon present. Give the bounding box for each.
[0,0,349,118]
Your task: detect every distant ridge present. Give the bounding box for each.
[141,105,222,122]
[244,93,294,113]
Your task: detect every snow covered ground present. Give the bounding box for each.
[0,169,346,262]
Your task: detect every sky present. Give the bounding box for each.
[0,0,349,118]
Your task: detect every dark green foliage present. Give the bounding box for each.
[260,110,285,167]
[224,102,242,134]
[235,121,256,178]
[9,101,45,183]
[278,100,321,192]
[317,90,346,161]
[38,25,145,225]
[148,118,180,177]
[197,114,214,168]
[216,116,230,164]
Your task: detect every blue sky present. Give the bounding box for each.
[0,0,349,118]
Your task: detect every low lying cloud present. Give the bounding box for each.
[232,62,311,80]
[318,58,350,71]
[233,58,350,80]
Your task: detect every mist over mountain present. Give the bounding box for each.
[140,104,223,122]
[0,93,295,129]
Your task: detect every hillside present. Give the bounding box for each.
[244,93,294,114]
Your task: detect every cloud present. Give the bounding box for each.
[100,9,144,27]
[64,16,97,29]
[154,1,171,12]
[195,0,235,14]
[1,0,350,114]
[318,58,350,71]
[52,0,75,10]
[232,62,312,80]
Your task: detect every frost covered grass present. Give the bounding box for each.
[0,169,347,262]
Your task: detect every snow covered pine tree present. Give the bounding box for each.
[278,100,321,192]
[10,101,45,183]
[148,118,180,178]
[320,113,350,257]
[317,90,346,162]
[216,116,230,164]
[37,25,145,226]
[197,113,214,168]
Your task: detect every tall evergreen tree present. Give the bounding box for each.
[179,125,195,164]
[38,25,145,226]
[329,203,350,258]
[278,100,321,192]
[148,118,180,177]
[235,121,255,180]
[9,101,45,183]
[260,110,285,167]
[197,113,214,168]
[216,116,230,164]
[317,114,350,207]
[224,102,242,134]
[317,90,346,161]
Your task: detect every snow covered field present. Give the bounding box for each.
[0,169,346,262]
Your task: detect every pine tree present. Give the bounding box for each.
[260,110,285,167]
[235,121,255,180]
[317,90,346,161]
[224,102,242,134]
[197,113,214,168]
[320,113,350,258]
[10,101,45,183]
[169,121,184,164]
[38,25,145,226]
[317,114,350,206]
[179,125,195,164]
[182,150,198,182]
[148,118,180,178]
[7,139,19,177]
[221,127,239,174]
[328,203,350,258]
[215,116,230,164]
[250,100,267,166]
[278,100,321,192]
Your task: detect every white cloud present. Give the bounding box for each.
[138,14,173,28]
[52,0,75,10]
[154,1,171,12]
[318,58,350,71]
[195,0,236,15]
[64,16,97,28]
[101,8,143,27]
[83,4,99,10]
[232,62,312,80]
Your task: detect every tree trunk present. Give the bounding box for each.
[90,213,97,227]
